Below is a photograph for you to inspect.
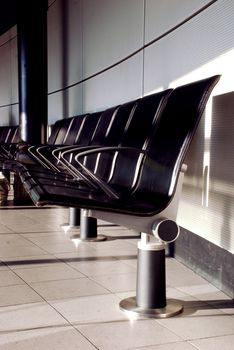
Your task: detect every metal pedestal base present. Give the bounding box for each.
[119,233,183,319]
[61,207,81,233]
[63,208,107,242]
[70,233,107,242]
[61,223,80,232]
[120,296,183,318]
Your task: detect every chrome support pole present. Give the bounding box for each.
[120,233,183,318]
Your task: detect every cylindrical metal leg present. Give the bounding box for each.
[71,209,106,242]
[61,207,80,232]
[69,208,80,227]
[119,233,183,318]
[80,212,98,240]
[136,247,166,309]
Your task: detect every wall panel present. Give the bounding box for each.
[143,0,234,253]
[144,0,234,93]
[0,27,18,125]
[82,53,143,112]
[145,0,210,42]
[82,0,144,77]
[48,0,83,122]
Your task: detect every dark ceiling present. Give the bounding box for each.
[0,0,17,36]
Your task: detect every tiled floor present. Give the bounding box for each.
[0,206,233,349]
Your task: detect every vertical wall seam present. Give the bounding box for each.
[142,0,146,97]
[81,0,84,114]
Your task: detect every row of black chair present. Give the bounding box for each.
[0,74,220,318]
[3,76,219,226]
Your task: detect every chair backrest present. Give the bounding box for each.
[133,75,221,213]
[48,117,74,145]
[82,101,138,174]
[106,89,173,187]
[0,126,19,143]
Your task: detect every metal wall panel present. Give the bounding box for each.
[145,0,209,42]
[48,0,83,122]
[144,0,234,252]
[0,27,18,125]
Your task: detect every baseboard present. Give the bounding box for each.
[174,227,234,299]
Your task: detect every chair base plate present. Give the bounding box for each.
[61,223,80,232]
[119,297,183,318]
[70,233,107,242]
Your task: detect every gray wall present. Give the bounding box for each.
[0,0,233,254]
[0,26,18,125]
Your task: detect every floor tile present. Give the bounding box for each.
[132,342,197,350]
[51,294,127,324]
[91,272,136,293]
[14,263,84,283]
[207,299,234,315]
[30,277,109,300]
[177,283,231,302]
[20,231,69,241]
[157,314,234,340]
[166,265,208,287]
[0,270,24,286]
[0,224,14,234]
[0,302,67,332]
[0,234,34,247]
[0,262,8,270]
[0,245,47,258]
[91,243,137,258]
[0,326,96,350]
[0,284,42,306]
[70,259,136,277]
[190,334,234,350]
[4,254,63,270]
[166,286,200,303]
[37,241,92,254]
[77,319,181,350]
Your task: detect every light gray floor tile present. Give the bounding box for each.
[166,266,208,287]
[117,256,138,268]
[14,264,84,283]
[0,224,14,234]
[190,334,234,350]
[0,234,34,247]
[5,254,63,270]
[132,342,198,350]
[51,294,127,324]
[0,302,67,332]
[157,314,234,340]
[21,231,69,242]
[177,284,231,301]
[77,319,181,350]
[166,286,200,303]
[31,277,109,300]
[207,299,234,315]
[91,243,137,258]
[0,326,96,350]
[6,224,62,232]
[0,262,8,270]
[0,270,24,286]
[0,284,42,306]
[0,245,47,258]
[55,249,124,261]
[37,241,92,254]
[69,259,136,277]
[91,272,136,293]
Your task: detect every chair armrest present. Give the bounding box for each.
[59,146,148,199]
